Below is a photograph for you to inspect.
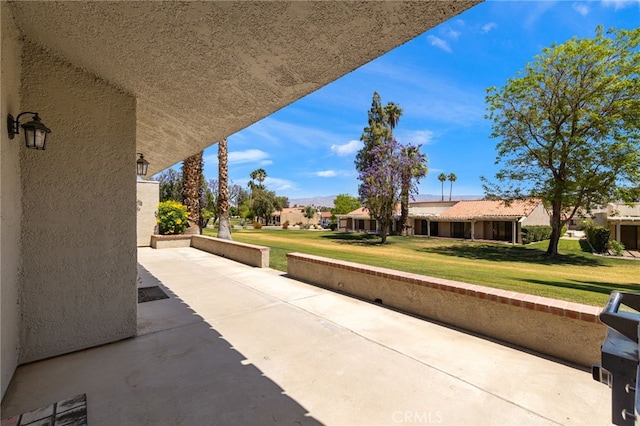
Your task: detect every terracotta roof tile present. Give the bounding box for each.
[439,199,542,220]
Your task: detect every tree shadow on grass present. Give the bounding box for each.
[321,232,385,247]
[416,243,607,267]
[522,278,640,298]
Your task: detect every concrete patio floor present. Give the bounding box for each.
[2,247,611,425]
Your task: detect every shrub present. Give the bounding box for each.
[156,201,189,235]
[608,240,625,256]
[587,226,610,253]
[252,222,263,229]
[300,223,311,230]
[282,220,290,229]
[521,225,552,244]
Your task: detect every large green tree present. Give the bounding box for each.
[250,188,278,224]
[155,168,183,202]
[485,26,640,256]
[332,194,361,215]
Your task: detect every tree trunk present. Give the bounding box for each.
[380,221,388,244]
[546,200,562,256]
[217,138,232,240]
[399,188,409,236]
[182,151,203,235]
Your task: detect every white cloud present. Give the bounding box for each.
[572,2,590,15]
[264,177,296,192]
[481,22,497,34]
[396,130,434,146]
[227,149,272,165]
[427,35,452,53]
[445,28,461,40]
[602,0,640,9]
[331,140,361,156]
[315,170,337,178]
[206,149,272,166]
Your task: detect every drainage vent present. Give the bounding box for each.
[374,298,383,305]
[138,286,169,303]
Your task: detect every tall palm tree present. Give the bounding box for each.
[399,145,428,236]
[250,168,267,190]
[438,173,447,201]
[384,102,403,135]
[182,151,204,234]
[217,138,232,240]
[448,173,457,201]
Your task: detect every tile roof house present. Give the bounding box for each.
[339,199,550,244]
[337,206,403,234]
[595,203,640,250]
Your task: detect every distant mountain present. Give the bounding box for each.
[289,194,483,208]
[289,196,337,208]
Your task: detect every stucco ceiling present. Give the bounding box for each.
[9,1,479,175]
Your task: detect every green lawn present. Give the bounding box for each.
[202,228,640,306]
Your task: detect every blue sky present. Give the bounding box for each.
[192,1,640,201]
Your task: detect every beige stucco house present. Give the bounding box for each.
[594,203,640,250]
[411,199,550,244]
[272,207,321,226]
[338,206,402,234]
[339,199,550,244]
[0,1,479,399]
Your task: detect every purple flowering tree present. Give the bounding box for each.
[358,140,427,243]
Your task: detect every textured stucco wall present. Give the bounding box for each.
[136,180,159,247]
[522,203,551,226]
[19,42,137,363]
[1,2,23,398]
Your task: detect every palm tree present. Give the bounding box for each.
[384,102,403,134]
[399,145,428,235]
[438,173,447,201]
[217,138,232,240]
[448,173,457,201]
[249,168,267,190]
[182,151,204,234]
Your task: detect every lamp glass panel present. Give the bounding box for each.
[34,129,47,149]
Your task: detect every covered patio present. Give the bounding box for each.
[2,247,610,425]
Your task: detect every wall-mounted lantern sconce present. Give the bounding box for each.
[136,153,149,177]
[7,112,51,150]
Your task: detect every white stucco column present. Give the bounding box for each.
[616,223,621,242]
[512,221,517,245]
[19,42,137,363]
[470,221,475,241]
[427,220,431,237]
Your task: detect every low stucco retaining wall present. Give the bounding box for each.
[150,235,269,268]
[191,235,269,268]
[286,252,606,367]
[150,235,192,249]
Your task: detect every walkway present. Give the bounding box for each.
[2,247,611,425]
